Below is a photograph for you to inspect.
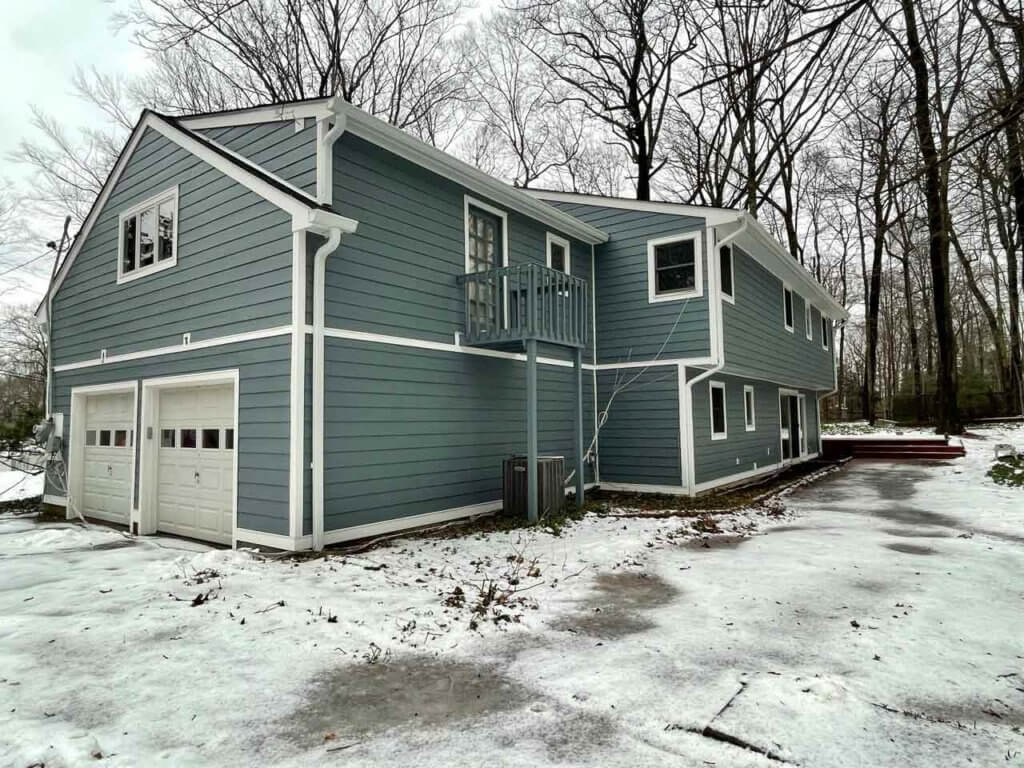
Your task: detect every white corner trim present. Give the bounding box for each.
[53,325,293,372]
[743,384,756,431]
[43,494,68,507]
[709,380,727,441]
[288,231,306,541]
[677,363,688,489]
[116,185,179,285]
[647,230,704,304]
[545,232,571,273]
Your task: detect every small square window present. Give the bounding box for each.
[201,428,220,449]
[783,288,794,331]
[160,429,176,448]
[720,245,733,299]
[114,430,127,447]
[710,382,727,440]
[85,430,97,446]
[225,428,235,450]
[99,430,112,447]
[654,240,695,294]
[180,429,197,449]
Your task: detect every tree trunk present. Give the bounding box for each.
[901,0,961,434]
[899,254,925,422]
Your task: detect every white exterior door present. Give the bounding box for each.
[81,392,134,523]
[156,385,235,544]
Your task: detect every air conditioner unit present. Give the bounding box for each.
[502,455,565,519]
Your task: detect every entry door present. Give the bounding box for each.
[156,385,235,544]
[779,394,802,462]
[81,392,134,523]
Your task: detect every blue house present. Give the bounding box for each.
[37,97,846,551]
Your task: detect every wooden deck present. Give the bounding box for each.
[821,436,966,461]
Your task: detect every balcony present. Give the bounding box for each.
[459,263,588,349]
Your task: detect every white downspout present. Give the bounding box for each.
[312,229,342,550]
[683,214,748,495]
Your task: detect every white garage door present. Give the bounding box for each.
[82,392,134,524]
[156,385,235,544]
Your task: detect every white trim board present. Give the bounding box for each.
[53,325,293,372]
[180,101,333,130]
[597,481,689,496]
[527,190,741,227]
[691,452,820,494]
[43,494,68,507]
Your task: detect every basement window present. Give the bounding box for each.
[118,187,178,284]
[710,381,727,440]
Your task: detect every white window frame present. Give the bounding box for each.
[805,301,813,341]
[719,244,735,304]
[545,232,571,274]
[647,230,704,304]
[821,315,830,351]
[117,186,179,284]
[743,384,756,431]
[782,285,794,333]
[709,380,728,441]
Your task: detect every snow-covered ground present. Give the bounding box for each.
[821,419,942,438]
[0,468,44,502]
[2,426,1023,767]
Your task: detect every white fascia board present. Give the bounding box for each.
[527,190,741,228]
[294,208,359,235]
[334,103,607,246]
[179,100,333,130]
[739,216,848,321]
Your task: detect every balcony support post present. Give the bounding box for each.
[526,337,538,523]
[574,346,585,508]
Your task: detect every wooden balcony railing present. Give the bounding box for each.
[458,263,588,348]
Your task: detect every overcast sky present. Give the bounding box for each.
[0,0,146,311]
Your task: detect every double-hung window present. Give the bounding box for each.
[118,186,178,283]
[805,301,813,341]
[783,286,794,332]
[710,381,727,440]
[546,233,570,274]
[647,231,703,303]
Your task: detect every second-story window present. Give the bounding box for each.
[118,187,178,284]
[720,245,734,301]
[821,315,830,350]
[546,233,571,274]
[805,301,813,341]
[647,231,703,303]
[783,286,794,332]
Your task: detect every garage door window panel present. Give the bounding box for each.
[180,429,197,449]
[202,429,220,449]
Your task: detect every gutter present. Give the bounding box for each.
[683,215,748,495]
[309,108,356,551]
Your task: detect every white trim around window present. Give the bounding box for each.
[743,384,756,431]
[821,315,830,351]
[117,185,179,284]
[710,380,727,441]
[805,301,813,341]
[782,285,794,333]
[545,232,571,273]
[647,230,704,304]
[463,195,509,274]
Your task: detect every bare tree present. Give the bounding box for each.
[511,0,700,200]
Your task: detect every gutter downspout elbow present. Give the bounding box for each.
[683,215,749,495]
[312,229,343,551]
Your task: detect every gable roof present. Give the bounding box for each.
[36,110,355,322]
[179,98,609,247]
[528,190,848,321]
